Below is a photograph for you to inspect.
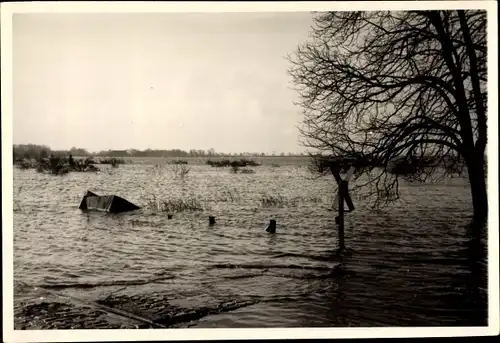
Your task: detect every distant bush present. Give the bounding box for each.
[207,159,227,167]
[14,159,36,170]
[387,156,439,176]
[171,160,188,165]
[73,157,100,172]
[99,157,125,166]
[35,156,70,175]
[388,159,417,176]
[207,158,260,168]
[83,157,96,164]
[27,156,100,176]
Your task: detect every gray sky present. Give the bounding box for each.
[13,12,314,154]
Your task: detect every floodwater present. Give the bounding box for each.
[12,158,488,329]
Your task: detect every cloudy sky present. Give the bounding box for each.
[13,12,314,154]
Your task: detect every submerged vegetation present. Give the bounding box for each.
[169,164,191,179]
[230,165,257,174]
[160,198,206,212]
[144,192,325,212]
[259,194,324,208]
[260,194,286,208]
[12,145,134,175]
[146,195,210,213]
[207,159,260,168]
[15,156,100,175]
[98,158,126,166]
[239,168,256,174]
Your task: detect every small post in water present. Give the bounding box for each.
[167,214,173,220]
[266,219,276,233]
[209,216,216,226]
[338,180,346,252]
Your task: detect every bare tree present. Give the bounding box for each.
[288,10,488,229]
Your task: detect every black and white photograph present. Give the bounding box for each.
[2,1,498,341]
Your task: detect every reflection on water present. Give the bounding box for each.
[12,162,487,328]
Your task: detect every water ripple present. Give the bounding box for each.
[13,163,486,328]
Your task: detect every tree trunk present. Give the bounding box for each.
[467,154,488,228]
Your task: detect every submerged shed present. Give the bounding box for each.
[79,191,140,213]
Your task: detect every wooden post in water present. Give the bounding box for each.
[266,219,276,233]
[209,216,216,226]
[331,164,355,253]
[338,180,346,252]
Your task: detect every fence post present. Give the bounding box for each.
[266,219,276,233]
[338,180,346,251]
[209,216,216,226]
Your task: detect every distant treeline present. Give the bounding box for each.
[13,144,307,160]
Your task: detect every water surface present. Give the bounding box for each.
[13,159,487,328]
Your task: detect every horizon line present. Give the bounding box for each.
[12,143,311,155]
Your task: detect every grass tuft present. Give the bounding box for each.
[239,168,256,174]
[146,195,210,213]
[260,194,325,207]
[169,164,191,178]
[260,194,286,208]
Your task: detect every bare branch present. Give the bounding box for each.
[288,10,487,209]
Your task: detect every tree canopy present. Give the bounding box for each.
[288,10,488,222]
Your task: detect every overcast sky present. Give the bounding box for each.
[13,12,314,154]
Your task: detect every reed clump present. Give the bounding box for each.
[147,196,209,212]
[216,189,237,202]
[260,194,286,208]
[169,164,191,179]
[239,168,256,174]
[225,163,257,174]
[162,198,205,212]
[259,194,324,208]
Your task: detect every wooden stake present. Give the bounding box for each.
[342,181,355,212]
[209,216,216,226]
[338,180,346,251]
[266,219,276,233]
